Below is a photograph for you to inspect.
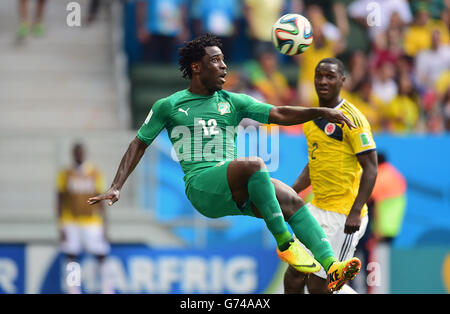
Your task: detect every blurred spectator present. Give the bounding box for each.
[355,151,407,293]
[348,0,412,40]
[86,0,100,24]
[342,50,381,132]
[330,0,350,38]
[296,4,345,107]
[412,27,450,131]
[415,29,450,93]
[121,0,447,134]
[299,0,350,37]
[439,86,450,131]
[243,46,293,108]
[343,50,367,92]
[396,54,415,79]
[136,0,190,63]
[231,45,301,133]
[441,6,450,30]
[17,0,47,39]
[384,74,420,133]
[86,0,109,25]
[369,152,407,243]
[342,76,383,132]
[372,60,398,104]
[403,1,449,57]
[410,0,448,20]
[243,0,284,59]
[435,70,450,103]
[370,26,404,73]
[56,143,111,294]
[191,0,241,59]
[424,65,448,133]
[426,108,445,132]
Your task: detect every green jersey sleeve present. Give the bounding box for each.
[137,98,171,145]
[232,93,274,124]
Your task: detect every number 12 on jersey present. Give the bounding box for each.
[198,119,219,136]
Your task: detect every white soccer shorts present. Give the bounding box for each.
[61,223,110,256]
[300,203,368,279]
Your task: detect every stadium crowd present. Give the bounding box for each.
[130,0,450,134]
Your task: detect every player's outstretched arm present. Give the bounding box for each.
[269,106,356,129]
[87,137,148,206]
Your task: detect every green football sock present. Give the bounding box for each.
[247,169,293,249]
[288,205,337,271]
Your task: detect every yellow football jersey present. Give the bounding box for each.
[302,99,376,217]
[56,162,105,225]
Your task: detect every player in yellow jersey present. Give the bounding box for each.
[56,143,112,294]
[284,58,378,294]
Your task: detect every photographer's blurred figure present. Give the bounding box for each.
[56,142,112,294]
[370,152,407,244]
[355,152,407,293]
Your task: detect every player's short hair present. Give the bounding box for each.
[178,33,223,79]
[316,58,345,76]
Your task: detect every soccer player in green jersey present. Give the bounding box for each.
[88,34,361,292]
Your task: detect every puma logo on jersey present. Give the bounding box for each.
[178,108,190,116]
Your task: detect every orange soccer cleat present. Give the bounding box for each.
[327,257,361,292]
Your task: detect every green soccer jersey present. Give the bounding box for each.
[137,89,274,185]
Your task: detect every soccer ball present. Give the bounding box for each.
[271,13,313,56]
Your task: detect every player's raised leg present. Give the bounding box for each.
[227,157,320,273]
[226,158,293,249]
[262,179,337,274]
